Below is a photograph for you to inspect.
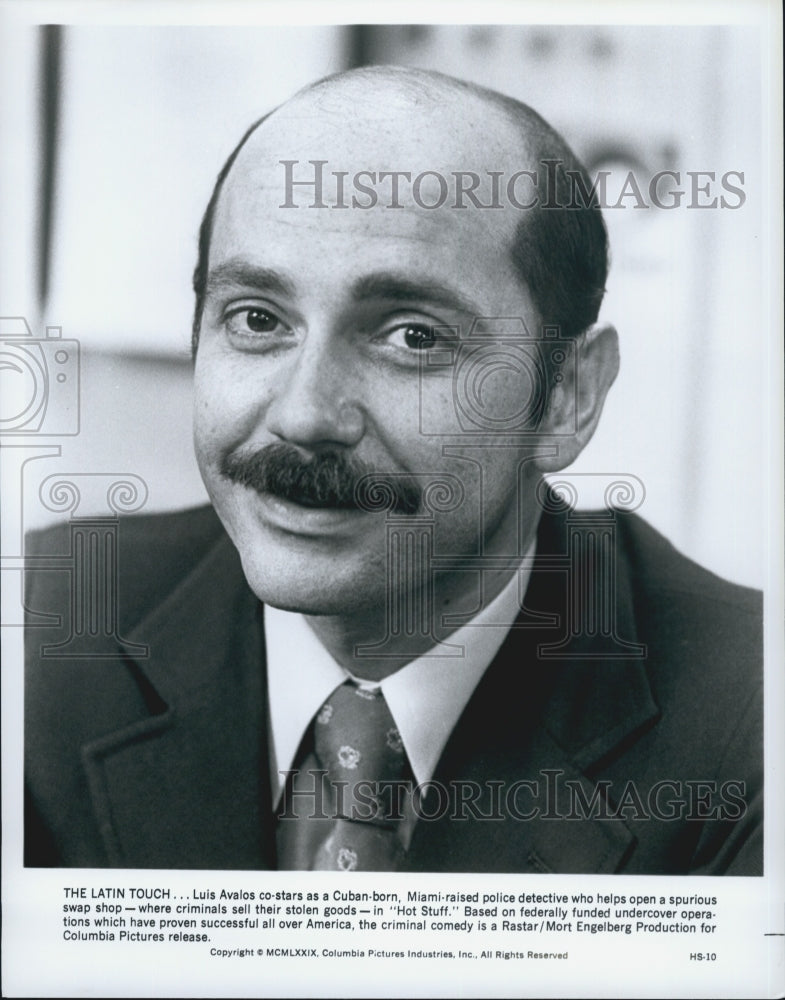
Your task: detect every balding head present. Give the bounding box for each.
[191,66,608,352]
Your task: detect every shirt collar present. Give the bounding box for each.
[265,551,533,803]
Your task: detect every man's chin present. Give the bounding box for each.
[239,557,384,617]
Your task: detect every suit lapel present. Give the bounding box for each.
[405,510,659,874]
[81,533,274,869]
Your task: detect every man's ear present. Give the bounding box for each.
[534,323,619,473]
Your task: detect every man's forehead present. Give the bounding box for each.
[209,77,534,270]
[224,75,530,200]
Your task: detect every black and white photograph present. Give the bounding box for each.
[1,2,782,997]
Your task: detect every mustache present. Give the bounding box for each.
[220,443,422,515]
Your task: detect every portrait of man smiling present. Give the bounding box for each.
[20,37,767,878]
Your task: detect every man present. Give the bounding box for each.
[24,66,762,873]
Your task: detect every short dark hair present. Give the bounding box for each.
[191,69,608,354]
[191,111,271,354]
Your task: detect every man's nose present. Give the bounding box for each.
[264,336,365,448]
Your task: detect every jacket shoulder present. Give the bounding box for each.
[25,502,223,558]
[25,504,226,632]
[618,514,763,634]
[614,511,762,770]
[613,512,762,688]
[612,515,763,874]
[616,512,761,617]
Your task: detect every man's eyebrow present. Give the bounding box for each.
[204,262,482,316]
[204,260,296,299]
[351,273,481,317]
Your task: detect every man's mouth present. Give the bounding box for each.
[278,491,355,510]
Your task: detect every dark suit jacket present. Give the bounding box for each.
[24,504,763,873]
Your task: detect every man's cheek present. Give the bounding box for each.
[417,384,464,437]
[195,383,264,450]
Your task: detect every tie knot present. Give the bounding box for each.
[313,680,408,786]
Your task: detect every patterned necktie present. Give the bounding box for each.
[276,680,414,871]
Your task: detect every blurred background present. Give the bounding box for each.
[0,23,767,587]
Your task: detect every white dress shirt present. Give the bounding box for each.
[265,553,533,806]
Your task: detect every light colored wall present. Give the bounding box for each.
[48,25,348,355]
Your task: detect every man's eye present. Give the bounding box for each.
[391,323,437,350]
[226,308,285,337]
